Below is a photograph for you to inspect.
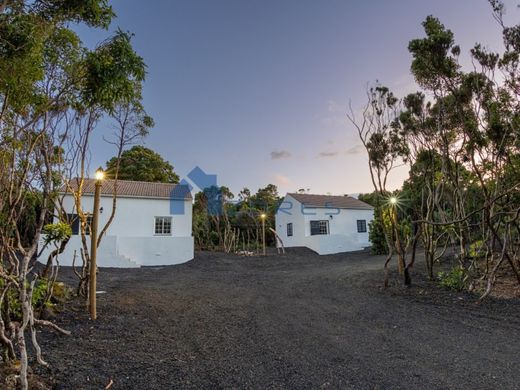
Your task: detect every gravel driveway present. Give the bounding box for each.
[39,249,520,389]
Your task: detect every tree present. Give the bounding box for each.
[0,1,152,387]
[347,84,415,286]
[349,1,520,298]
[106,145,179,183]
[407,8,520,297]
[0,1,117,387]
[358,193,387,255]
[192,183,281,252]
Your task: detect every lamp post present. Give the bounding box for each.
[89,168,104,320]
[260,213,266,256]
[388,195,404,274]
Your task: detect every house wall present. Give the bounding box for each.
[275,194,306,248]
[275,195,374,255]
[39,194,194,268]
[61,194,192,237]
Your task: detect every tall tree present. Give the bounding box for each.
[0,1,152,387]
[105,145,179,183]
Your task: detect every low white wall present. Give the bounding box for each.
[38,235,194,268]
[304,234,365,255]
[117,236,194,266]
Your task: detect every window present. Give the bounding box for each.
[67,213,92,235]
[357,219,367,233]
[287,223,293,237]
[310,220,329,236]
[155,216,172,235]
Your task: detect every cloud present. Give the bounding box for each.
[318,151,339,158]
[316,145,364,158]
[272,173,291,187]
[345,145,365,155]
[270,150,292,160]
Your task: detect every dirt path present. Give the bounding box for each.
[39,249,520,389]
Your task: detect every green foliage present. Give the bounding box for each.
[35,0,115,29]
[42,222,72,245]
[469,240,485,258]
[408,16,460,89]
[83,30,146,111]
[15,191,43,246]
[368,216,387,255]
[438,267,466,291]
[1,278,65,321]
[192,184,281,250]
[359,192,389,254]
[105,146,179,183]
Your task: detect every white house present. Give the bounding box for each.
[39,179,194,268]
[275,193,374,255]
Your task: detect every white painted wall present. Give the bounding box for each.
[275,194,374,255]
[275,194,306,247]
[39,194,194,268]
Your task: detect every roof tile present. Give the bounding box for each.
[287,193,373,210]
[65,178,192,200]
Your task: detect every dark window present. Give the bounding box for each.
[357,219,367,233]
[155,216,172,235]
[287,223,293,237]
[310,220,329,235]
[67,213,92,235]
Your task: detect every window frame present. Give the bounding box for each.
[287,222,293,237]
[357,219,367,233]
[310,220,329,236]
[67,213,92,235]
[154,216,173,236]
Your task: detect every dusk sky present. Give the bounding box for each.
[78,0,518,198]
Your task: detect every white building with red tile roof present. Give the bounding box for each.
[39,178,193,268]
[276,193,374,255]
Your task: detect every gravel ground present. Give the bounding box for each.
[37,248,520,389]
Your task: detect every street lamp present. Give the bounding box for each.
[389,196,397,205]
[260,213,266,256]
[89,168,104,320]
[95,169,105,181]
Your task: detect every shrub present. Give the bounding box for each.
[368,214,388,255]
[469,240,485,258]
[42,222,72,245]
[1,278,68,321]
[438,267,466,291]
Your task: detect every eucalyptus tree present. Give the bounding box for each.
[347,85,416,285]
[0,1,151,387]
[406,3,520,297]
[63,30,151,297]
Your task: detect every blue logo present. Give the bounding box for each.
[172,166,221,215]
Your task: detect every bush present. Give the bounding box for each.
[42,222,72,245]
[0,278,68,321]
[469,240,485,258]
[438,267,466,291]
[368,215,388,255]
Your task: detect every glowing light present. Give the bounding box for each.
[389,197,398,205]
[260,213,266,219]
[95,169,105,181]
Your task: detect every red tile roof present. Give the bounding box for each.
[287,193,373,210]
[64,178,192,200]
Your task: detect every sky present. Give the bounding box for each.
[77,0,519,198]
